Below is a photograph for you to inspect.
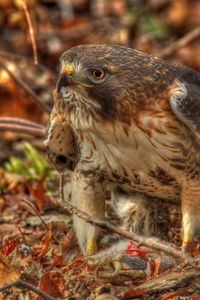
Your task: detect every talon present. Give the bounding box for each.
[182,242,189,255]
[86,237,97,256]
[182,231,193,255]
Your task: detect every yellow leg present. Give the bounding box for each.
[86,237,97,256]
[181,182,200,255]
[182,230,191,254]
[71,170,105,256]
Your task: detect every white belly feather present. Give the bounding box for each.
[77,121,181,201]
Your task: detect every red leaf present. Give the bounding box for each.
[27,179,50,212]
[52,256,63,267]
[125,241,148,257]
[123,288,146,298]
[0,252,20,286]
[34,231,52,258]
[38,271,65,299]
[64,258,86,272]
[1,239,19,256]
[71,258,85,268]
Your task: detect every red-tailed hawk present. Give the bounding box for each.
[45,44,200,255]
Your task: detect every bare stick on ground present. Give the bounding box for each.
[160,26,200,59]
[121,270,200,299]
[0,124,45,137]
[22,198,49,232]
[59,175,199,265]
[0,117,45,129]
[0,58,51,113]
[0,280,55,300]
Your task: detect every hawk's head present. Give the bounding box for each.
[56,44,174,121]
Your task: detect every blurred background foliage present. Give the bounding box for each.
[4,142,49,179]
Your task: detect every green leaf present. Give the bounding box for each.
[139,14,169,38]
[4,143,50,179]
[24,142,49,178]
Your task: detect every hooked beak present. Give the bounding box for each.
[56,64,76,94]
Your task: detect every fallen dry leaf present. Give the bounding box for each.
[61,227,75,255]
[38,270,65,298]
[52,255,63,267]
[160,286,191,300]
[0,252,20,286]
[34,230,52,258]
[0,223,20,240]
[1,238,19,256]
[27,179,50,212]
[122,288,146,299]
[146,257,161,278]
[187,241,200,257]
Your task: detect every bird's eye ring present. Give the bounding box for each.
[91,69,105,80]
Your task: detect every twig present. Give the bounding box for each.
[59,175,197,265]
[0,124,45,137]
[22,198,49,232]
[160,26,200,59]
[99,269,146,280]
[0,58,51,113]
[20,0,38,64]
[121,270,200,299]
[0,117,45,129]
[0,279,55,300]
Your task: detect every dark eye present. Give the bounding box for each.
[91,69,106,80]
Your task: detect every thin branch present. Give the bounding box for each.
[0,279,55,300]
[20,0,38,64]
[0,117,45,129]
[0,124,45,137]
[160,26,200,59]
[121,270,200,299]
[59,175,198,266]
[0,58,51,113]
[22,198,49,232]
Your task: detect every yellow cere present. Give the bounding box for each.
[62,64,75,75]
